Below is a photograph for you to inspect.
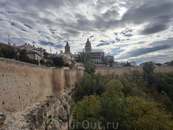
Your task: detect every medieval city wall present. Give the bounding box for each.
[0,58,84,113]
[1,57,173,113]
[96,66,173,76]
[0,58,53,112]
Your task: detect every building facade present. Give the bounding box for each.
[84,39,104,63]
[104,56,114,62]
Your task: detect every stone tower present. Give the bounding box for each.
[85,39,92,52]
[65,41,70,53]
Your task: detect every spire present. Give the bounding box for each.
[65,40,70,53]
[66,41,69,46]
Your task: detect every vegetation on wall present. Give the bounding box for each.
[72,62,173,130]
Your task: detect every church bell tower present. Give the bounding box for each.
[85,39,92,53]
[65,41,70,53]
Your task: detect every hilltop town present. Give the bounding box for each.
[1,40,173,68]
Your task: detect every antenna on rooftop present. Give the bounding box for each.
[8,34,10,44]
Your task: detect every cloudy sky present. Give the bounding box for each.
[0,0,173,63]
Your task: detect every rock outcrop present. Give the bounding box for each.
[0,94,74,130]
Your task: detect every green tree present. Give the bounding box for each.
[99,87,126,130]
[143,62,155,75]
[0,45,16,59]
[17,49,39,65]
[40,59,45,65]
[45,59,53,67]
[51,56,64,67]
[84,62,96,74]
[74,73,109,101]
[72,95,100,130]
[123,61,131,67]
[125,96,173,130]
[168,61,173,66]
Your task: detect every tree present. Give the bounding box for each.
[143,62,155,75]
[51,56,64,67]
[72,95,100,130]
[40,59,45,65]
[125,96,173,130]
[74,73,109,101]
[45,59,53,67]
[168,60,173,66]
[17,49,39,65]
[99,92,126,130]
[84,62,96,74]
[77,51,90,63]
[123,61,131,67]
[0,45,16,59]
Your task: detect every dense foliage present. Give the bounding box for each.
[0,45,16,59]
[84,62,97,74]
[72,62,173,130]
[51,56,65,67]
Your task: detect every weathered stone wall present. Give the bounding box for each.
[0,58,53,113]
[64,69,84,89]
[53,68,65,95]
[96,66,173,76]
[1,57,173,114]
[0,58,84,113]
[96,67,132,76]
[154,66,173,73]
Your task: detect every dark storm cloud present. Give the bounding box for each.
[116,45,170,60]
[130,45,169,57]
[65,29,81,37]
[1,0,173,35]
[120,0,173,35]
[141,15,173,35]
[122,0,173,24]
[116,38,173,60]
[141,24,168,35]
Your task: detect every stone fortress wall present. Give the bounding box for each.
[0,57,84,113]
[1,57,173,113]
[96,66,173,76]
